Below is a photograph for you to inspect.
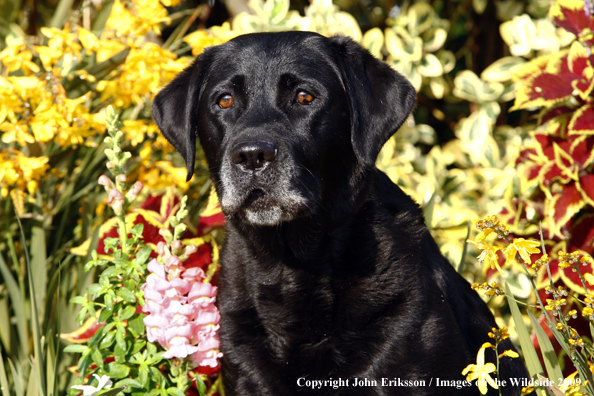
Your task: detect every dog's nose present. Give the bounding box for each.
[231,141,277,171]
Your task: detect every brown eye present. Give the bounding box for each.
[297,91,314,105]
[219,94,234,108]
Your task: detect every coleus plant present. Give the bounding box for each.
[504,0,594,297]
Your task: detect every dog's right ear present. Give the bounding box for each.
[152,55,207,181]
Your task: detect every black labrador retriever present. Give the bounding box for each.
[152,31,526,396]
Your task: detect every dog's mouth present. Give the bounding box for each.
[243,188,277,210]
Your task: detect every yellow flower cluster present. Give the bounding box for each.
[471,281,505,298]
[468,216,541,274]
[558,251,590,270]
[0,149,49,198]
[0,0,219,205]
[583,294,594,321]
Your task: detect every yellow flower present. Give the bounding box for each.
[503,238,540,266]
[184,22,237,56]
[105,0,170,38]
[41,26,81,56]
[97,43,189,108]
[16,154,49,184]
[95,36,128,63]
[467,238,504,273]
[462,342,498,395]
[1,121,35,146]
[77,27,100,53]
[0,44,40,74]
[35,46,63,71]
[0,149,49,198]
[498,350,519,358]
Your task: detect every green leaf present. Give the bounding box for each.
[117,288,137,304]
[105,363,131,379]
[166,388,185,396]
[70,296,87,304]
[115,331,128,356]
[97,386,126,396]
[417,53,443,78]
[528,311,563,382]
[127,314,146,335]
[195,376,206,396]
[481,56,525,83]
[100,330,117,349]
[139,364,149,387]
[134,246,152,265]
[362,27,384,59]
[105,293,114,311]
[99,306,113,323]
[422,28,447,52]
[64,345,89,353]
[114,379,141,389]
[130,340,146,355]
[505,282,544,378]
[92,349,105,369]
[472,0,488,14]
[102,266,125,278]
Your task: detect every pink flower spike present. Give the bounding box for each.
[169,278,191,295]
[182,267,206,281]
[165,255,183,279]
[194,306,221,325]
[197,334,220,351]
[147,259,166,279]
[190,349,223,368]
[163,341,199,359]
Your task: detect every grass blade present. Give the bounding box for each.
[0,252,29,357]
[457,221,471,273]
[15,213,46,396]
[505,282,544,378]
[0,347,11,396]
[30,196,47,325]
[8,359,23,396]
[528,311,562,382]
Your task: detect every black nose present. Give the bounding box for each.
[231,141,277,171]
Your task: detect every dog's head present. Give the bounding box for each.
[152,32,416,226]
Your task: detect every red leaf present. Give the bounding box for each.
[548,182,586,236]
[569,213,594,253]
[569,104,594,135]
[550,0,594,42]
[578,173,594,205]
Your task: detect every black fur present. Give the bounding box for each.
[153,31,527,395]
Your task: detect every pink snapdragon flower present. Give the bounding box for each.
[142,257,222,367]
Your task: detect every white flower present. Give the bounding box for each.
[71,374,113,396]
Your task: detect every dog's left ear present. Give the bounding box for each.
[329,36,417,168]
[152,54,208,181]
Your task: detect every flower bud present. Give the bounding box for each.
[106,188,125,215]
[183,244,198,256]
[171,240,183,251]
[116,174,127,184]
[98,175,113,192]
[131,181,143,195]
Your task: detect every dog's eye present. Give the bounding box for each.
[219,94,234,109]
[297,91,314,105]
